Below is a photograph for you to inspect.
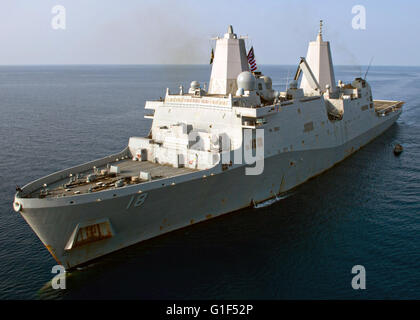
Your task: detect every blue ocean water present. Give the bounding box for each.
[0,65,418,299]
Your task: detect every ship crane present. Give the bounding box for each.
[293,57,321,93]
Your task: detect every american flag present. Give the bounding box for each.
[247,46,257,72]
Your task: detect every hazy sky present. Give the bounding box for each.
[1,0,419,66]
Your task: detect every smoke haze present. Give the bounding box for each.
[0,0,418,66]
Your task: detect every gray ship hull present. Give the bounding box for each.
[17,110,400,269]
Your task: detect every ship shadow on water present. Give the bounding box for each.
[38,123,403,300]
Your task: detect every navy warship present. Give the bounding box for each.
[13,24,403,269]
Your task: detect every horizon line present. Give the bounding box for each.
[0,63,419,67]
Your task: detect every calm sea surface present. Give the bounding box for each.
[0,65,418,299]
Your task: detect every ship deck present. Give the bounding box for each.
[374,100,404,114]
[30,158,198,199]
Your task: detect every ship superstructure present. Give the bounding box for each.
[13,24,403,269]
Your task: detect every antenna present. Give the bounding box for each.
[364,56,374,80]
